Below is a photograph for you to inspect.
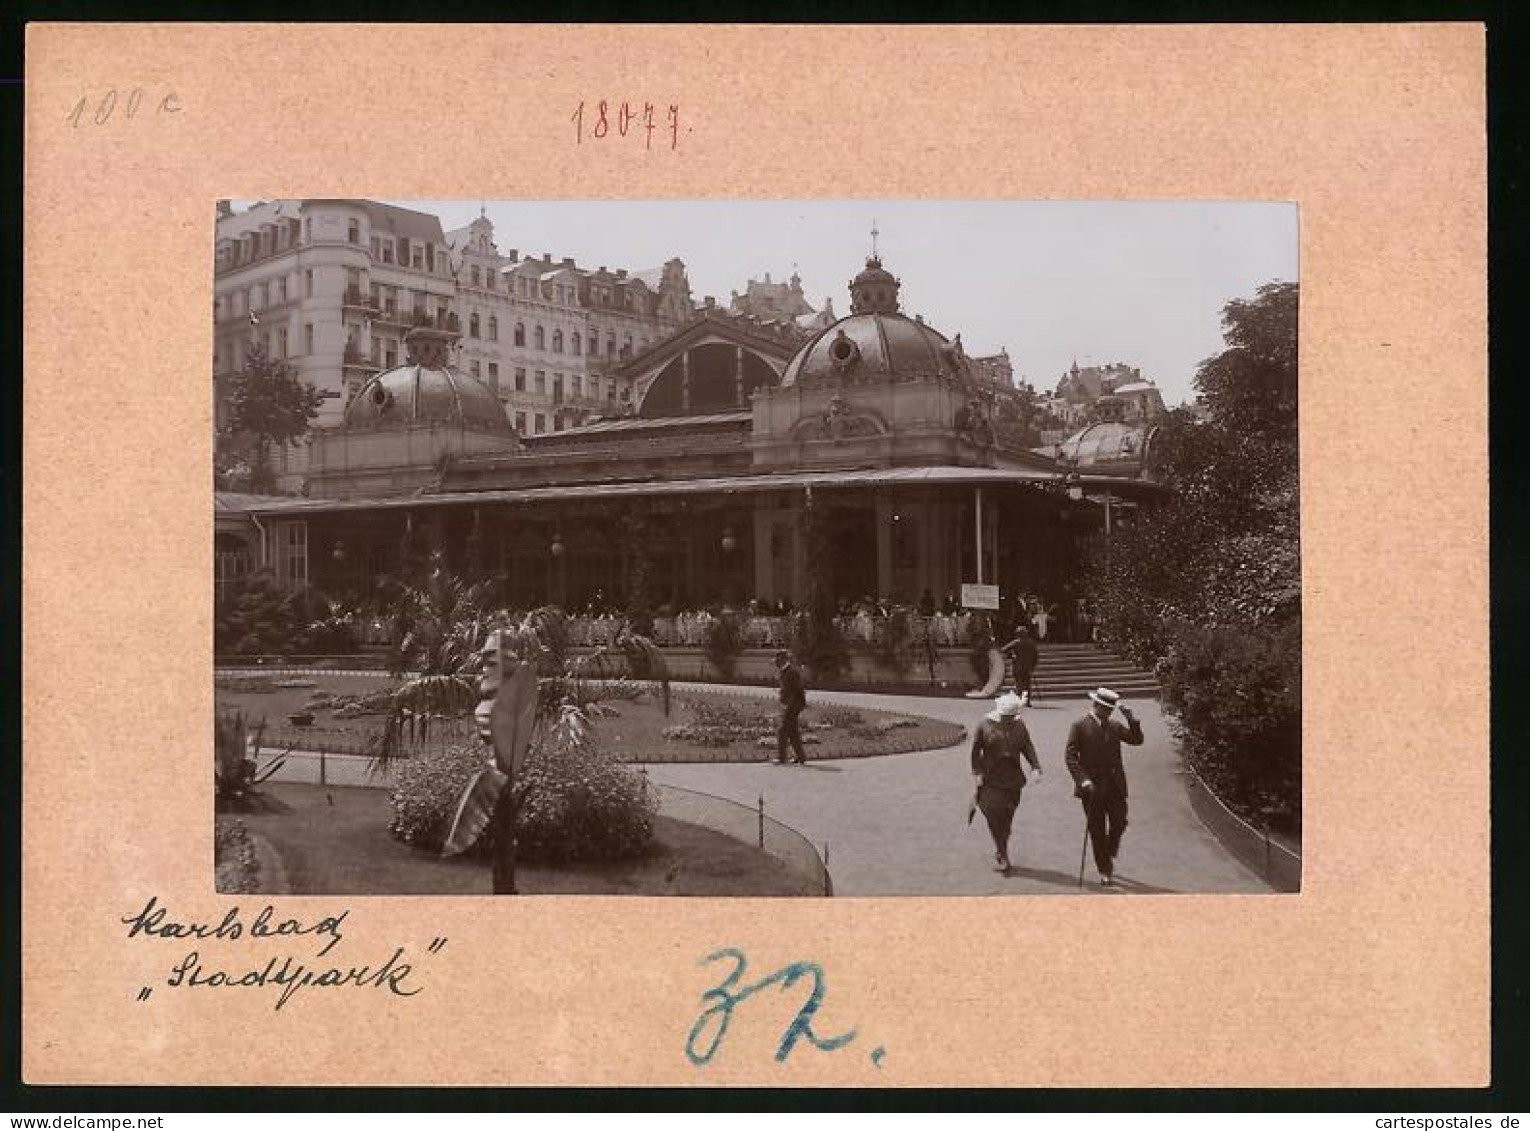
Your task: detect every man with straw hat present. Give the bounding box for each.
[1064,687,1145,886]
[969,691,1043,873]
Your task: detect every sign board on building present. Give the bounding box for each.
[961,583,1000,610]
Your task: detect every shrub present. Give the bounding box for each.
[702,612,745,679]
[389,727,658,864]
[1156,618,1302,833]
[871,607,913,675]
[966,613,996,681]
[390,743,486,850]
[515,722,657,863]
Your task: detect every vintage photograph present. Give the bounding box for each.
[212,199,1300,898]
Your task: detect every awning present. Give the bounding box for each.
[227,465,1164,519]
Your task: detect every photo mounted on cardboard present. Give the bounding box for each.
[212,198,1301,898]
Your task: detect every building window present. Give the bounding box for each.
[515,412,527,432]
[411,246,424,270]
[514,323,525,346]
[385,345,398,368]
[589,376,600,401]
[534,413,545,434]
[276,327,288,358]
[470,360,481,379]
[534,325,545,350]
[371,337,381,365]
[552,329,563,353]
[469,313,481,338]
[535,371,546,395]
[277,277,288,303]
[572,375,582,398]
[571,332,582,355]
[488,316,498,341]
[276,521,308,587]
[347,219,360,244]
[554,415,564,432]
[485,270,496,291]
[515,367,526,392]
[471,265,481,287]
[305,323,314,354]
[607,333,616,356]
[553,376,564,404]
[488,362,499,391]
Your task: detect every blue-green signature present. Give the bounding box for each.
[686,948,882,1068]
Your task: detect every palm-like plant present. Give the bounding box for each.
[434,604,672,894]
[373,558,496,759]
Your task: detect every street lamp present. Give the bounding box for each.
[550,532,566,557]
[331,540,347,563]
[720,526,738,554]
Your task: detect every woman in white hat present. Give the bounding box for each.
[969,691,1043,872]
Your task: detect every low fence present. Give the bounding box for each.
[1182,766,1302,893]
[256,747,396,789]
[641,776,833,897]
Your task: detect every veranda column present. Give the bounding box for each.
[752,501,775,602]
[875,494,894,599]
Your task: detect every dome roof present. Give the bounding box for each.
[780,312,969,387]
[1057,420,1158,471]
[344,363,514,434]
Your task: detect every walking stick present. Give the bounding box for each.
[1078,810,1091,889]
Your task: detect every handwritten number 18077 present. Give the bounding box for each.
[571,101,681,150]
[66,88,182,128]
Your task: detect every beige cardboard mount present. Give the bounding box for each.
[22,24,1486,1087]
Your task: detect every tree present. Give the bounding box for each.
[1081,280,1301,829]
[218,341,324,493]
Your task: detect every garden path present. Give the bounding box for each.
[638,684,1272,897]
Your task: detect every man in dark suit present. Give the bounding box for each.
[1000,625,1040,706]
[773,649,807,765]
[1064,687,1145,886]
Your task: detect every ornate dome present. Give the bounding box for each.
[344,329,513,434]
[1056,420,1159,473]
[780,311,970,387]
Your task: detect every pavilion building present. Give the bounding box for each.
[216,247,1164,612]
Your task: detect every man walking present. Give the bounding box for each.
[1000,624,1040,705]
[1064,687,1144,886]
[773,649,807,765]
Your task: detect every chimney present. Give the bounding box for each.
[543,252,552,264]
[764,271,772,284]
[562,257,574,267]
[216,200,233,218]
[616,268,627,279]
[508,249,518,261]
[704,295,716,309]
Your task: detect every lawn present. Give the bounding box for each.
[226,782,821,897]
[215,674,965,762]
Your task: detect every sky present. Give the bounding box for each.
[396,199,1297,407]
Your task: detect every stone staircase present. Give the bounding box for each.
[1029,643,1159,701]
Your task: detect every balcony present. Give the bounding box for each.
[343,286,379,311]
[343,344,380,370]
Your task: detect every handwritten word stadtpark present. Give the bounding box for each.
[687,948,880,1068]
[66,88,182,128]
[571,100,684,150]
[122,895,348,957]
[164,947,423,1011]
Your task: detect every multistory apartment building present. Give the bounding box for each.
[446,212,694,436]
[213,200,458,432]
[214,200,697,444]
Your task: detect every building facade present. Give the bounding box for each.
[219,246,1164,614]
[214,200,697,445]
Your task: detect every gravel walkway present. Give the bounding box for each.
[638,683,1271,897]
